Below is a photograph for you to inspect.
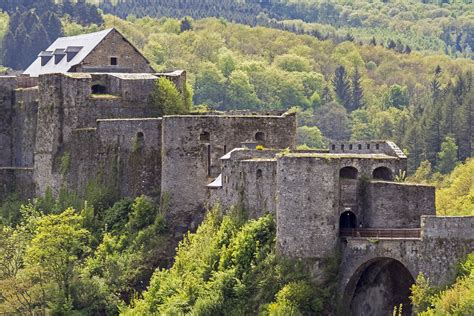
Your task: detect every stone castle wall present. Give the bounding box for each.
[210,149,280,218]
[276,154,407,259]
[364,181,436,228]
[161,113,296,233]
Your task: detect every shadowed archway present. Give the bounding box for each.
[373,167,393,181]
[342,258,415,316]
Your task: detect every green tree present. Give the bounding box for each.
[297,126,326,148]
[226,70,260,109]
[350,67,364,111]
[25,209,90,313]
[180,16,193,33]
[332,65,352,110]
[151,77,190,115]
[384,84,409,108]
[436,136,458,174]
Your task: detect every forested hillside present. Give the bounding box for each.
[0,0,102,69]
[59,15,473,174]
[99,0,474,59]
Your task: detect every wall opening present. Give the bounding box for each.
[358,144,362,150]
[110,57,118,65]
[373,167,393,181]
[91,84,107,94]
[255,132,265,142]
[344,258,414,316]
[200,131,210,142]
[340,166,358,179]
[135,132,144,150]
[256,169,263,179]
[340,211,357,229]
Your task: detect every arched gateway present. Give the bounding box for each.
[342,257,415,316]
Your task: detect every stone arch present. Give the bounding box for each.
[340,211,357,229]
[373,166,393,181]
[91,84,107,94]
[340,166,358,179]
[342,257,415,316]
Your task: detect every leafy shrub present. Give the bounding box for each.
[151,77,191,115]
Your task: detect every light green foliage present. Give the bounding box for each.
[436,136,459,175]
[267,281,323,315]
[227,70,260,109]
[411,253,474,315]
[408,160,433,184]
[22,208,90,314]
[124,207,328,315]
[274,54,312,72]
[297,126,326,149]
[151,77,190,115]
[435,158,474,216]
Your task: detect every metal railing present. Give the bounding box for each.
[340,228,421,239]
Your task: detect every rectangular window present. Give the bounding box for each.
[110,57,118,65]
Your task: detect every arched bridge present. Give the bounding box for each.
[337,216,474,316]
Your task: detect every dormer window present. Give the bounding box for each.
[65,46,82,62]
[53,49,66,64]
[110,57,118,66]
[39,51,53,66]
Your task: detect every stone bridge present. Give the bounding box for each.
[337,216,474,315]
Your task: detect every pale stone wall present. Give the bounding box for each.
[421,215,474,239]
[75,29,154,73]
[364,181,436,228]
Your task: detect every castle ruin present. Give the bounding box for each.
[0,28,473,315]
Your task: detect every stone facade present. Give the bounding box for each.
[73,29,154,73]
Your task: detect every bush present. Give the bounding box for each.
[151,77,190,115]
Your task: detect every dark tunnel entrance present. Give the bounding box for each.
[340,211,357,229]
[345,258,415,316]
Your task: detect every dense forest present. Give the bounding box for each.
[0,2,473,314]
[98,0,474,59]
[0,0,102,69]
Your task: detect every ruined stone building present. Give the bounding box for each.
[0,29,473,315]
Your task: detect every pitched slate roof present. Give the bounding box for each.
[23,28,114,77]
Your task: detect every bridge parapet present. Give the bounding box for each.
[421,215,474,239]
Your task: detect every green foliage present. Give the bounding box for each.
[436,136,459,174]
[151,77,190,115]
[296,126,326,149]
[436,158,474,216]
[384,84,409,109]
[267,281,323,315]
[411,254,474,315]
[0,193,23,226]
[124,207,328,315]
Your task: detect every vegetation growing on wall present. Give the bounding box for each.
[151,77,191,115]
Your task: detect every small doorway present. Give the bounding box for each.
[340,211,357,229]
